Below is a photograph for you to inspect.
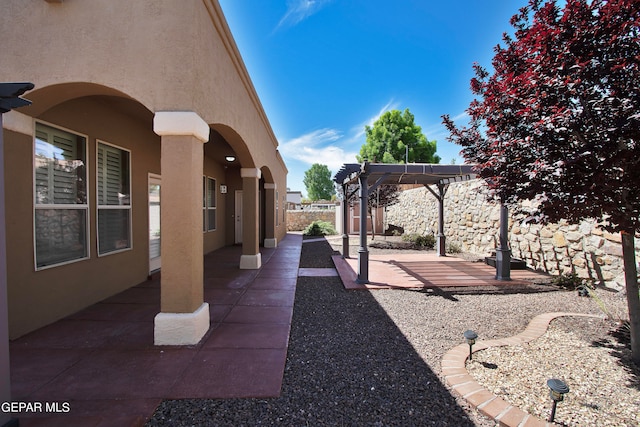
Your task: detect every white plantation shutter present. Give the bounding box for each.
[34,122,88,268]
[35,126,84,204]
[98,144,127,206]
[97,142,131,255]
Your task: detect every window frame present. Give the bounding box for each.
[33,120,90,270]
[202,175,216,232]
[96,140,133,257]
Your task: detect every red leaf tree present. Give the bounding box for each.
[443,0,640,364]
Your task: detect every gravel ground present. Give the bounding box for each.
[467,316,639,427]
[146,235,634,426]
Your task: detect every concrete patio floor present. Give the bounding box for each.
[332,252,552,290]
[9,233,555,426]
[9,234,302,427]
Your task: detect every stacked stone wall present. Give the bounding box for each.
[286,210,336,232]
[385,180,640,291]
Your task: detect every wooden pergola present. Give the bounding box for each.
[333,162,480,283]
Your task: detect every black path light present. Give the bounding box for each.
[463,330,478,360]
[0,82,34,113]
[546,378,570,423]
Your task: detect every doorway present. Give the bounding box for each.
[148,174,161,273]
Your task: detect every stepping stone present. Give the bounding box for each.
[298,268,339,277]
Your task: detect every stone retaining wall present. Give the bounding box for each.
[385,180,640,291]
[286,210,336,232]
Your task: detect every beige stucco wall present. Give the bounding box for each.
[0,0,286,183]
[1,0,287,337]
[0,0,287,210]
[5,98,161,337]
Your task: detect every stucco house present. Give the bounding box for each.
[0,0,288,348]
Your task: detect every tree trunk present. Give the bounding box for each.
[621,231,640,365]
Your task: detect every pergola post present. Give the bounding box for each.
[495,203,511,280]
[436,183,447,256]
[341,183,350,258]
[425,183,448,257]
[357,172,369,283]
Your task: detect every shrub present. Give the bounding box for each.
[303,220,336,236]
[401,233,436,249]
[552,272,591,290]
[447,242,462,254]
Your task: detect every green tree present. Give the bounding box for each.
[303,163,335,201]
[357,108,441,164]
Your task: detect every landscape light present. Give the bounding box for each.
[546,378,569,423]
[463,330,478,360]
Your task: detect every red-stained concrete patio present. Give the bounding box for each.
[332,252,551,290]
[8,233,556,426]
[9,234,301,427]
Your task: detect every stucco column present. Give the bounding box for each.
[240,168,262,269]
[263,183,277,248]
[153,111,210,345]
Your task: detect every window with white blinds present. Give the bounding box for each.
[97,142,131,255]
[34,122,88,269]
[203,176,216,232]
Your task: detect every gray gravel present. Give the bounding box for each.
[146,236,629,426]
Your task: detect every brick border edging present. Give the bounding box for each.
[441,312,604,427]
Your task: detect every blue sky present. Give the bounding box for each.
[218,0,524,196]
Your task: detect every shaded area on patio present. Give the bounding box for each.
[9,234,301,427]
[144,236,481,426]
[333,252,552,292]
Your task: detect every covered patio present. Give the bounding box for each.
[9,234,301,427]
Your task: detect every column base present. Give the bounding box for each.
[342,234,350,258]
[264,238,278,248]
[154,302,210,345]
[437,234,446,257]
[240,253,262,269]
[356,248,369,284]
[495,248,512,281]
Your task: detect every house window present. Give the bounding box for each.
[203,176,216,232]
[276,190,279,226]
[34,122,89,269]
[97,141,131,255]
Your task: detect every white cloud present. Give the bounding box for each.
[279,100,403,174]
[346,99,401,143]
[450,111,470,122]
[279,128,359,170]
[275,0,333,32]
